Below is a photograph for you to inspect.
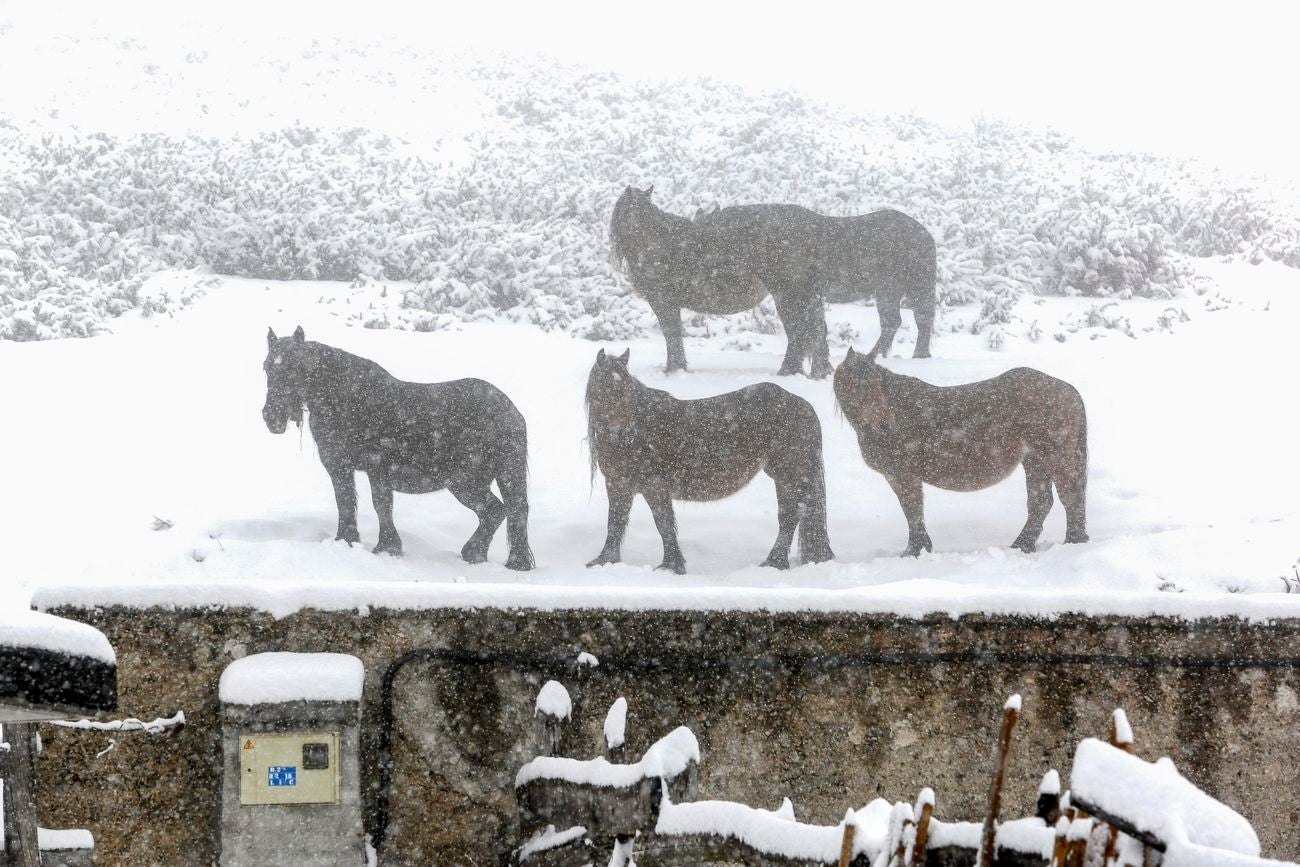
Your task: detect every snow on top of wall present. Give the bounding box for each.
[535,680,571,720]
[0,610,114,664]
[576,651,599,667]
[515,725,698,789]
[1070,738,1259,856]
[1039,769,1061,795]
[603,697,627,749]
[37,829,94,851]
[31,579,1300,623]
[655,796,893,862]
[218,652,364,705]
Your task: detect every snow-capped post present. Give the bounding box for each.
[1101,710,1134,867]
[604,697,628,763]
[535,680,572,759]
[978,693,1021,867]
[1037,769,1062,824]
[910,788,935,867]
[1109,708,1133,753]
[837,808,857,867]
[1051,815,1070,867]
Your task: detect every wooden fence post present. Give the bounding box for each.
[1,723,41,867]
[979,694,1021,867]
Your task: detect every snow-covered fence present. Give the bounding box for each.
[513,690,1299,867]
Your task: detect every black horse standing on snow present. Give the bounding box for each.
[585,348,833,573]
[261,326,535,570]
[609,186,937,378]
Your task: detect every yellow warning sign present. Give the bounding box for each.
[243,739,254,750]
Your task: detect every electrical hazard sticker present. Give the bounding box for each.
[267,766,297,787]
[243,739,254,750]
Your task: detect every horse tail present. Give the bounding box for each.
[796,412,834,564]
[497,402,535,571]
[1074,400,1089,495]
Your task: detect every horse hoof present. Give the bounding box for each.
[506,550,536,571]
[803,548,834,565]
[586,556,617,568]
[460,547,488,565]
[809,363,833,380]
[336,532,361,546]
[655,560,687,575]
[760,556,790,570]
[1065,532,1090,544]
[913,350,932,359]
[374,543,403,557]
[1010,540,1037,554]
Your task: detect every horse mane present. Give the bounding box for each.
[610,193,691,274]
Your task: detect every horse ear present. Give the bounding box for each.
[845,346,856,360]
[644,184,653,197]
[267,327,277,347]
[292,325,305,343]
[617,348,630,365]
[596,348,607,365]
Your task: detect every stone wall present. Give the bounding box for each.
[34,605,1300,866]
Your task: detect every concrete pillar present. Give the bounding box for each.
[218,653,365,867]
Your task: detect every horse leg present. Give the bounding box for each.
[496,453,535,571]
[773,290,806,376]
[886,475,932,556]
[449,478,506,564]
[644,489,686,574]
[326,465,361,545]
[912,298,935,359]
[369,473,403,556]
[871,298,903,358]
[1056,418,1089,544]
[804,296,833,380]
[760,479,798,570]
[650,299,688,372]
[587,482,634,567]
[1011,453,1053,553]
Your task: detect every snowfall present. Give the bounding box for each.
[7,256,1300,622]
[1,17,1298,624]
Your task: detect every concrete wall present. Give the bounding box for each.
[33,605,1300,866]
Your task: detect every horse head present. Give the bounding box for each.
[585,347,636,479]
[262,325,310,434]
[833,347,897,434]
[608,185,657,273]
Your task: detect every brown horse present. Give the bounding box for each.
[833,348,1088,555]
[585,349,833,573]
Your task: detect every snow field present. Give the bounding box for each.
[10,254,1300,619]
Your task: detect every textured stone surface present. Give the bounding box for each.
[33,605,1300,866]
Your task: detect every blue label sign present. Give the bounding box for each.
[268,766,297,787]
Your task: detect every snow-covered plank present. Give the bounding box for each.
[1069,738,1259,856]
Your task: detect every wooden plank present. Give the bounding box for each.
[2,723,41,867]
[979,698,1021,867]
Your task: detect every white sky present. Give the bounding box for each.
[4,0,1298,183]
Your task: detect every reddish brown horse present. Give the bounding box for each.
[833,348,1088,555]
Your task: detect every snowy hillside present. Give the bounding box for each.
[2,25,1298,342]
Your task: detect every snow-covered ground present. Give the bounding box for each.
[10,257,1300,619]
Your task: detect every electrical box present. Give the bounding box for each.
[238,732,340,806]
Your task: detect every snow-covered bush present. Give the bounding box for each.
[2,46,1297,341]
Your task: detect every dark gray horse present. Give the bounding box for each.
[262,326,535,570]
[585,348,833,573]
[610,186,936,378]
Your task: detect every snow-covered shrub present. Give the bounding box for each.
[2,43,1297,341]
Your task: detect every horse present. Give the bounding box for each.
[584,348,833,573]
[609,185,937,379]
[832,348,1088,555]
[261,326,535,570]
